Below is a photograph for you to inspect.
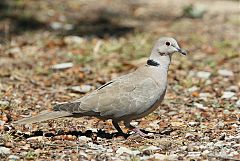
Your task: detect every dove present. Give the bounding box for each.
[14,37,187,136]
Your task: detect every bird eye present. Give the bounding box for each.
[165,41,171,46]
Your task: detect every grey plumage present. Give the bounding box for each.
[14,111,72,124]
[14,37,187,136]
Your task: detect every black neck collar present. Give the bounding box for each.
[147,59,160,67]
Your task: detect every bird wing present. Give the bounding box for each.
[54,71,162,119]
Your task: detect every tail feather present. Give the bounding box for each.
[13,111,72,125]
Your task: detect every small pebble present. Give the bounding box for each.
[216,121,225,129]
[0,100,9,107]
[202,150,210,155]
[78,136,91,142]
[196,71,211,79]
[226,86,239,92]
[8,155,20,160]
[218,69,234,77]
[153,153,167,160]
[187,151,201,157]
[188,86,199,92]
[199,93,211,101]
[221,92,235,99]
[0,147,11,155]
[0,120,4,126]
[50,21,62,30]
[68,85,94,94]
[52,62,73,70]
[149,120,160,129]
[64,36,84,45]
[144,145,160,151]
[116,147,140,155]
[235,100,240,108]
[193,102,207,110]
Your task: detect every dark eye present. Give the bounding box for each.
[165,41,171,46]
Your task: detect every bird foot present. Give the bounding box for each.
[132,128,147,137]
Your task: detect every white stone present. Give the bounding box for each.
[0,147,11,155]
[201,136,210,141]
[187,151,201,157]
[218,69,234,77]
[153,153,167,160]
[188,86,199,92]
[202,150,210,155]
[116,147,133,155]
[196,71,211,79]
[223,109,230,115]
[199,93,211,98]
[193,102,207,110]
[140,156,151,160]
[226,86,239,92]
[216,121,225,128]
[221,92,235,99]
[52,62,73,70]
[88,128,98,133]
[205,80,212,85]
[185,133,194,138]
[64,36,84,45]
[214,141,224,147]
[226,135,240,141]
[64,24,74,30]
[144,145,160,151]
[147,133,154,136]
[78,151,88,158]
[229,151,239,157]
[50,22,62,30]
[180,146,188,151]
[106,149,113,153]
[26,136,44,141]
[8,47,21,55]
[149,120,160,129]
[131,121,139,126]
[87,142,104,150]
[232,144,240,148]
[168,154,178,160]
[145,127,152,132]
[0,120,4,126]
[78,136,91,142]
[132,150,141,155]
[0,100,9,106]
[231,124,238,128]
[8,155,20,160]
[235,100,240,108]
[68,85,94,94]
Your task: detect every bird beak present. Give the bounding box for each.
[177,47,187,56]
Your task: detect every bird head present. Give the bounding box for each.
[154,37,187,56]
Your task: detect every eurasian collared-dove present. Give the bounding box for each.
[14,37,187,136]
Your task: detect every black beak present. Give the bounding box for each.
[177,48,187,56]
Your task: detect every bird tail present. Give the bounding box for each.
[13,111,72,125]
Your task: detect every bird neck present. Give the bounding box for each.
[148,53,172,70]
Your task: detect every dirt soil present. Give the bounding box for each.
[0,0,239,160]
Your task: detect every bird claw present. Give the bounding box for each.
[132,128,148,137]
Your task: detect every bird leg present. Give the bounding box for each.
[112,120,124,134]
[124,121,147,137]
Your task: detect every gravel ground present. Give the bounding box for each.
[0,0,239,160]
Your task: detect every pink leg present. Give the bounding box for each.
[132,127,147,137]
[124,121,147,137]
